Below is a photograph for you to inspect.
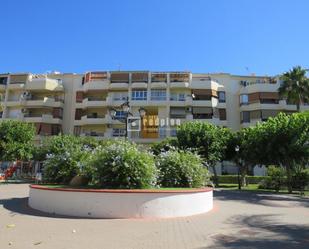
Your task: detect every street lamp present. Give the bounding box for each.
[235,145,241,190]
[109,97,146,139]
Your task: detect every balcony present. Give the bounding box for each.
[240,100,296,111]
[76,97,107,109]
[131,72,148,89]
[109,72,129,89]
[170,73,190,88]
[24,97,64,108]
[80,132,105,140]
[26,76,64,91]
[239,81,279,94]
[191,77,221,90]
[8,83,25,90]
[23,114,62,124]
[151,73,167,88]
[82,81,109,91]
[75,115,108,126]
[193,117,227,126]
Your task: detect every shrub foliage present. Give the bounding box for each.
[156,150,209,188]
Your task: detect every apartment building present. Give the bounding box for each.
[0,71,308,143]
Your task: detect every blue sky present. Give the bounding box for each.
[1,0,308,75]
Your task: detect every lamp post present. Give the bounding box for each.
[109,97,146,138]
[235,145,241,190]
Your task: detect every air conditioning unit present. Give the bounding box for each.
[186,107,192,112]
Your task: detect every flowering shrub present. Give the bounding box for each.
[42,135,93,184]
[156,150,210,188]
[150,137,178,155]
[90,140,157,189]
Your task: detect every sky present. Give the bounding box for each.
[1,0,309,76]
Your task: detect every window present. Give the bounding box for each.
[218,91,226,103]
[159,128,166,138]
[112,128,126,137]
[240,94,249,105]
[132,90,147,100]
[113,92,128,101]
[241,111,250,123]
[0,77,7,85]
[170,93,185,101]
[170,129,177,137]
[115,111,126,118]
[193,113,213,119]
[151,90,166,101]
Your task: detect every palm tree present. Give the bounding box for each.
[279,66,309,112]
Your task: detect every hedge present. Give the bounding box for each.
[213,175,269,184]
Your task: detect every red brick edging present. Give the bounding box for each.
[30,184,213,194]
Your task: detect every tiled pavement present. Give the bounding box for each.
[0,184,308,249]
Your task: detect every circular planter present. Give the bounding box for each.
[28,185,213,218]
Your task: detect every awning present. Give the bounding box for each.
[259,92,279,99]
[170,107,186,115]
[192,107,213,114]
[110,73,129,82]
[132,73,148,82]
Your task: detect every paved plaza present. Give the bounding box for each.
[0,184,308,249]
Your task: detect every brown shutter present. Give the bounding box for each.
[219,109,226,120]
[192,89,217,97]
[76,91,83,103]
[259,92,279,99]
[52,108,62,118]
[110,73,129,83]
[151,73,167,82]
[132,72,148,82]
[75,109,83,120]
[85,73,91,83]
[192,107,213,114]
[89,72,107,81]
[170,73,190,82]
[248,92,260,103]
[192,89,211,95]
[41,124,52,135]
[10,74,28,84]
[35,123,41,134]
[74,126,81,136]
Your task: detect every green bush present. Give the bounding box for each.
[156,150,210,188]
[216,175,269,184]
[150,137,178,155]
[42,135,93,184]
[90,140,157,189]
[266,165,286,192]
[292,168,309,192]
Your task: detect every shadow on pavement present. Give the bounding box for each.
[214,190,309,208]
[0,197,94,219]
[199,214,309,249]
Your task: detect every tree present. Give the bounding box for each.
[176,121,231,187]
[224,128,258,189]
[279,66,309,112]
[0,120,35,161]
[250,112,309,193]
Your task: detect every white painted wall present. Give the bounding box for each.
[29,187,213,218]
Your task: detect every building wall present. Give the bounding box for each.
[0,71,308,144]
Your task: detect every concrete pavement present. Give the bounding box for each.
[0,184,308,249]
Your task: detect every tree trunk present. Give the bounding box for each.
[286,164,293,194]
[296,102,300,112]
[211,165,219,187]
[241,167,247,187]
